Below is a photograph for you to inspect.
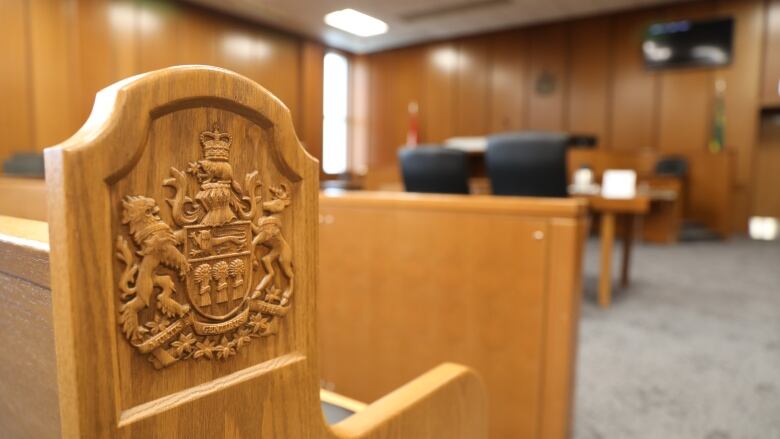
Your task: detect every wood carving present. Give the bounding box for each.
[115,125,294,369]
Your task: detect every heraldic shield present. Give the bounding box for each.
[184,221,253,319]
[115,124,294,369]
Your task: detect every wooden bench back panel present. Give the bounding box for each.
[44,66,324,438]
[318,192,586,439]
[0,216,57,438]
[0,273,58,438]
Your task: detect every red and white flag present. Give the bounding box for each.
[406,101,419,147]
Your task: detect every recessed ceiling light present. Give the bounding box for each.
[324,9,388,37]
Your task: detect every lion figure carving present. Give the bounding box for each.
[116,196,191,342]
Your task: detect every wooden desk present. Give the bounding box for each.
[568,149,735,237]
[580,195,650,308]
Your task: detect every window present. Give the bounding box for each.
[322,52,349,175]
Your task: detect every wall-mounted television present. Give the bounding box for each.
[642,17,734,69]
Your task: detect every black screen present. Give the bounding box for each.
[643,17,734,69]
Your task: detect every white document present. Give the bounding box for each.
[601,169,637,199]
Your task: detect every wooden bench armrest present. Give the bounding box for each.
[330,363,487,439]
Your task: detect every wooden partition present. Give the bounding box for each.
[318,191,588,439]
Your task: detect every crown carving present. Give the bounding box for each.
[200,125,232,162]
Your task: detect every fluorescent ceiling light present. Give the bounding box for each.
[324,9,388,37]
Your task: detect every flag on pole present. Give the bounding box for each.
[708,79,726,153]
[407,101,419,147]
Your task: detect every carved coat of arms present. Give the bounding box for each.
[115,125,294,369]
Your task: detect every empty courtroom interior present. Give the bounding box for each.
[0,0,779,438]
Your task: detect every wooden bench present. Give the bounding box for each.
[0,66,487,438]
[318,191,588,439]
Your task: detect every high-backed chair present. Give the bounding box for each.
[399,146,470,194]
[2,152,45,178]
[0,66,486,438]
[654,156,688,177]
[485,132,570,197]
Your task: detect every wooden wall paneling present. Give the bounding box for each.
[762,0,780,106]
[176,7,218,66]
[717,0,765,228]
[423,42,459,142]
[454,37,492,136]
[396,46,425,144]
[369,47,424,166]
[0,0,310,175]
[366,51,393,168]
[108,0,140,81]
[350,54,370,173]
[73,0,119,125]
[566,16,611,148]
[211,19,302,123]
[609,9,663,150]
[656,68,713,152]
[249,29,302,122]
[301,41,325,163]
[527,23,569,131]
[136,0,181,73]
[656,4,715,154]
[0,0,35,165]
[213,20,255,79]
[29,0,81,149]
[489,30,529,133]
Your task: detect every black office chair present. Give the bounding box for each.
[399,146,470,194]
[485,132,570,197]
[655,156,688,177]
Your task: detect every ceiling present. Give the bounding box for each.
[182,0,690,54]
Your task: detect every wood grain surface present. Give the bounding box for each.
[318,191,587,439]
[1,0,320,167]
[0,217,58,439]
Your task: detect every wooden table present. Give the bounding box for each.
[581,195,650,308]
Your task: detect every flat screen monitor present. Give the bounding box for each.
[643,17,734,69]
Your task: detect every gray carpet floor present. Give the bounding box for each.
[573,237,780,439]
